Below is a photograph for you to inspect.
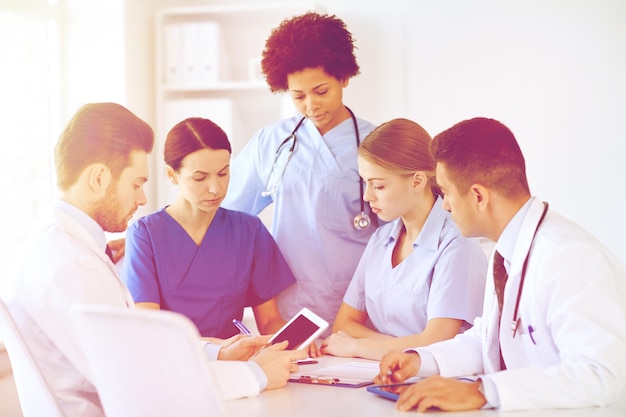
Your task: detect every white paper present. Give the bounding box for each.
[291,361,379,385]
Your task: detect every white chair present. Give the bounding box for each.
[70,305,229,417]
[0,298,65,417]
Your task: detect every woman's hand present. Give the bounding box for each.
[305,340,322,357]
[320,331,359,357]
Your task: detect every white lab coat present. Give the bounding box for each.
[8,202,263,417]
[419,197,626,410]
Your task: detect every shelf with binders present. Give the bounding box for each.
[154,2,317,209]
[156,2,318,90]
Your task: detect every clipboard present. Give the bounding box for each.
[289,361,378,388]
[289,374,374,388]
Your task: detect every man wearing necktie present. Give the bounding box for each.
[375,117,626,412]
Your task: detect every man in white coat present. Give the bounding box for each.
[7,102,305,417]
[376,117,626,412]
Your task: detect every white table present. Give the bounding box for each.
[224,355,626,417]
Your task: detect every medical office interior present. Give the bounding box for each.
[0,0,625,415]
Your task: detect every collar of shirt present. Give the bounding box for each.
[55,199,108,254]
[494,196,535,272]
[383,197,447,251]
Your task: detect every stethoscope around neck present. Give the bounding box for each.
[261,106,371,231]
[510,201,549,338]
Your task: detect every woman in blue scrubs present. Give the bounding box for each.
[121,118,296,340]
[320,119,488,360]
[223,12,379,335]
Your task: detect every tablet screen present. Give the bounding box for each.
[270,314,319,350]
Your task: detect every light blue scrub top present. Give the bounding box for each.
[343,199,487,336]
[222,115,378,333]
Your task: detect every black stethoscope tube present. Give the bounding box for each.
[265,106,371,231]
[511,201,549,337]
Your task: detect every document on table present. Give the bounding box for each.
[289,361,379,388]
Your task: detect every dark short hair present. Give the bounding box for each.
[164,117,231,171]
[430,117,530,197]
[261,11,360,92]
[54,102,154,191]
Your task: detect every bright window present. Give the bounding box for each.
[0,2,58,292]
[0,0,125,292]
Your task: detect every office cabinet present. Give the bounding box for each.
[154,2,317,207]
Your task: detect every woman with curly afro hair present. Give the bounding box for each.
[223,12,379,346]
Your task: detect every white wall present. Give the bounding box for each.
[126,0,626,263]
[61,0,133,232]
[62,0,126,119]
[403,1,626,263]
[0,0,127,290]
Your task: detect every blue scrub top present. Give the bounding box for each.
[343,199,487,336]
[222,115,379,334]
[121,207,296,338]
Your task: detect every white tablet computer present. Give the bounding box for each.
[268,308,329,350]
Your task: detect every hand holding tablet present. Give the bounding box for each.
[268,307,329,350]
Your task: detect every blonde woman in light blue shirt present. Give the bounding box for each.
[321,118,487,360]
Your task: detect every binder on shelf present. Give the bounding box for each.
[181,21,220,86]
[196,21,220,85]
[163,22,182,85]
[165,20,221,87]
[180,22,200,85]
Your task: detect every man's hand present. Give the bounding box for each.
[217,334,271,361]
[252,340,308,390]
[395,376,487,412]
[375,351,421,385]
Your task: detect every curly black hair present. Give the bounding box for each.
[261,11,360,92]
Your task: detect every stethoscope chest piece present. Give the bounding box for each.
[266,107,372,231]
[353,212,371,230]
